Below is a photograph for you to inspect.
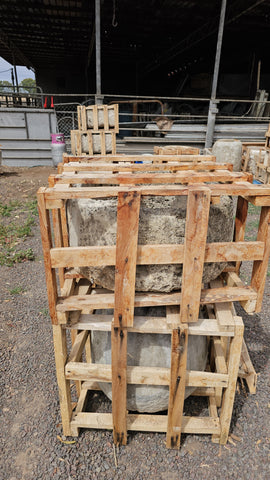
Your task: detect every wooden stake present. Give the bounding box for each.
[166,325,188,448]
[111,322,128,446]
[251,206,270,312]
[180,186,211,323]
[234,196,248,273]
[114,191,141,328]
[219,316,244,444]
[53,324,72,436]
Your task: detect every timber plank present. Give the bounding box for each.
[114,191,141,328]
[71,413,220,435]
[180,186,210,323]
[166,326,188,448]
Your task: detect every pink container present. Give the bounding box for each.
[51,133,65,144]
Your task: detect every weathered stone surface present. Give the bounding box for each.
[212,139,242,171]
[67,195,234,292]
[91,306,208,412]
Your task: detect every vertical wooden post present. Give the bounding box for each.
[114,191,141,328]
[53,324,72,436]
[234,196,249,273]
[111,191,141,446]
[251,206,270,312]
[166,325,188,449]
[37,188,58,325]
[111,323,128,445]
[219,316,244,444]
[180,186,211,323]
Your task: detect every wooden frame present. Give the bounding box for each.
[37,171,270,449]
[70,131,117,156]
[77,104,119,133]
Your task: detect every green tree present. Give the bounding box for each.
[0,80,13,93]
[19,78,36,93]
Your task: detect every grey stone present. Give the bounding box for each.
[91,306,208,413]
[212,139,242,171]
[67,195,234,292]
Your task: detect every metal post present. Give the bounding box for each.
[12,54,19,93]
[95,0,103,104]
[205,0,227,148]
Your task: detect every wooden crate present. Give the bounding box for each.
[77,104,119,133]
[38,172,270,449]
[154,145,200,155]
[70,130,116,156]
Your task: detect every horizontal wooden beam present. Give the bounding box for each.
[50,241,264,268]
[67,314,235,336]
[65,362,228,388]
[71,412,220,434]
[42,182,270,203]
[53,170,250,186]
[57,286,257,312]
[61,161,232,173]
[63,154,217,163]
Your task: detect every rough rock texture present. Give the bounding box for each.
[67,195,234,292]
[91,306,208,412]
[86,109,115,129]
[80,133,113,154]
[212,139,242,171]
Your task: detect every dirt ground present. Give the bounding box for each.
[0,166,269,480]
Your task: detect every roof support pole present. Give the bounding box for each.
[95,0,103,104]
[205,0,227,148]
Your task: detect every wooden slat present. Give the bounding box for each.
[53,170,250,186]
[111,323,128,446]
[67,330,89,363]
[234,196,249,273]
[239,339,257,394]
[251,206,270,312]
[67,313,235,336]
[114,191,141,328]
[167,326,188,448]
[56,285,257,312]
[61,161,233,173]
[62,154,217,163]
[65,362,228,388]
[37,188,58,325]
[180,186,210,323]
[50,241,264,268]
[52,325,72,436]
[71,412,220,435]
[44,183,270,201]
[219,316,244,444]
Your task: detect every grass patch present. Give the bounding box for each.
[0,198,37,266]
[0,200,20,217]
[9,285,25,295]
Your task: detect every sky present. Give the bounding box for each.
[0,57,35,83]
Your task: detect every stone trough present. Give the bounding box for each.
[67,195,234,412]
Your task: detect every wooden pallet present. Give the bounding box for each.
[62,152,218,164]
[70,130,116,156]
[154,145,200,155]
[77,104,119,133]
[38,172,270,448]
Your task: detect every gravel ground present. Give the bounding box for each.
[0,167,269,480]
